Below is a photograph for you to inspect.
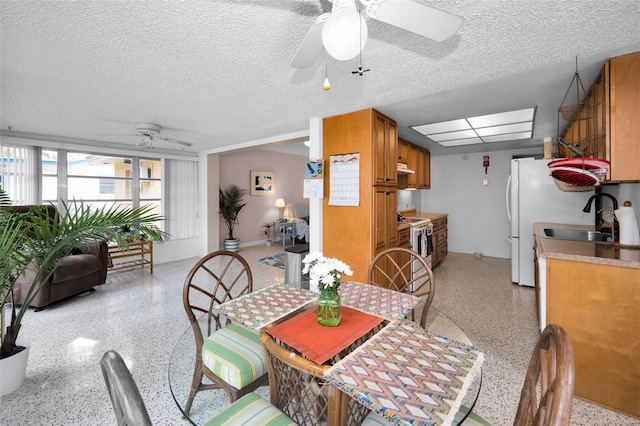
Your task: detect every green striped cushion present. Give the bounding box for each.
[202,323,267,389]
[361,406,491,426]
[460,410,491,426]
[204,392,296,426]
[361,412,388,425]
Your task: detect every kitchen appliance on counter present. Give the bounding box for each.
[507,158,594,287]
[404,217,433,288]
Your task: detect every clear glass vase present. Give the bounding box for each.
[317,289,341,326]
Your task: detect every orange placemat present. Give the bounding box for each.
[266,306,384,365]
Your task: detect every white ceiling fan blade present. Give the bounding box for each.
[158,136,192,147]
[136,136,151,147]
[366,0,464,42]
[290,13,330,68]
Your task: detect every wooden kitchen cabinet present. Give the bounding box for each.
[397,226,410,249]
[323,108,399,283]
[417,147,431,189]
[397,138,409,164]
[546,258,640,418]
[398,138,431,189]
[431,216,448,267]
[561,51,640,181]
[374,187,398,253]
[373,111,397,187]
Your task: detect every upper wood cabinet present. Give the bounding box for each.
[373,111,398,187]
[398,138,431,189]
[322,108,398,283]
[417,147,431,189]
[561,51,640,182]
[609,52,640,181]
[397,139,409,164]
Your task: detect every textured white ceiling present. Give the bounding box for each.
[1,0,639,156]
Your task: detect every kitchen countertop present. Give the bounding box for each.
[398,209,447,226]
[534,222,640,269]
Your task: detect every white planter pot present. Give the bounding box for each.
[266,240,272,247]
[224,239,240,252]
[0,343,30,396]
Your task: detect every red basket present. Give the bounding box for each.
[550,167,599,192]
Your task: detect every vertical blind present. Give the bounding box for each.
[0,142,38,205]
[166,159,198,239]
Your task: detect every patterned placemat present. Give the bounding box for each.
[339,281,420,320]
[325,320,484,426]
[212,284,317,329]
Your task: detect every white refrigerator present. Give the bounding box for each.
[507,158,594,287]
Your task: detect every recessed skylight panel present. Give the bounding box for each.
[481,132,532,143]
[411,106,536,148]
[467,107,535,128]
[438,138,483,146]
[475,122,532,137]
[428,129,478,142]
[412,119,470,135]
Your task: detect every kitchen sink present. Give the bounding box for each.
[541,228,612,243]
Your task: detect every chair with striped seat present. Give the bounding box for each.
[182,251,269,416]
[367,247,435,328]
[204,392,296,426]
[101,351,290,426]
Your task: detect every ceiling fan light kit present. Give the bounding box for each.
[322,0,368,61]
[291,0,464,69]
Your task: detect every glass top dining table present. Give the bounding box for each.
[168,282,483,426]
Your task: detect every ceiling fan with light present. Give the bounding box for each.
[291,0,464,68]
[107,122,192,149]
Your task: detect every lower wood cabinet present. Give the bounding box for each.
[431,216,448,267]
[546,258,640,418]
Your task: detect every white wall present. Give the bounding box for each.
[420,148,537,259]
[602,183,640,211]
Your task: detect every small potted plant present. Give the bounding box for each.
[219,184,248,252]
[262,222,274,246]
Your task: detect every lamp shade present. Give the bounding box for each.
[275,198,286,208]
[322,0,368,61]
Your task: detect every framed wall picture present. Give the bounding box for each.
[250,170,276,196]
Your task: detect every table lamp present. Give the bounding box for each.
[275,198,286,220]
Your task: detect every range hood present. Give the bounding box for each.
[397,162,415,175]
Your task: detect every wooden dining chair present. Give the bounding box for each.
[460,324,575,426]
[260,331,370,426]
[367,247,435,328]
[182,250,269,416]
[513,323,575,425]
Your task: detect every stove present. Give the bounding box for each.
[403,217,433,282]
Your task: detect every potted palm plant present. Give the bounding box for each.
[0,189,166,395]
[219,184,248,252]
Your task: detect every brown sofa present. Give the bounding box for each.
[10,205,109,310]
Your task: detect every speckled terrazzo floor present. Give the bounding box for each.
[1,248,638,426]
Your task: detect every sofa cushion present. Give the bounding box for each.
[51,253,102,283]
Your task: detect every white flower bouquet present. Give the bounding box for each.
[302,252,353,293]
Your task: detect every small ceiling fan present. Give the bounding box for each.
[107,123,192,149]
[291,0,464,69]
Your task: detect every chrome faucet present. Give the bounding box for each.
[583,193,619,241]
